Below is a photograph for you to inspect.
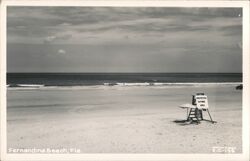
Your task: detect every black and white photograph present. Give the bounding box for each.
[1,0,249,160]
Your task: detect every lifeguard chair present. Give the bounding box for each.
[179,93,216,124]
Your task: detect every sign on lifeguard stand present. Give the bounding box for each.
[194,94,209,110]
[189,93,215,123]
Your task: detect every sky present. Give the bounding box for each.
[7,7,242,73]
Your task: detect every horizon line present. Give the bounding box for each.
[6,72,243,74]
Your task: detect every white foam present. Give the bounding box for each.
[115,82,241,86]
[7,84,45,89]
[7,82,242,90]
[116,82,151,86]
[18,84,45,87]
[152,82,241,86]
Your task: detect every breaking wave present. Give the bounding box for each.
[7,82,242,90]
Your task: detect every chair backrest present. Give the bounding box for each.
[195,94,209,109]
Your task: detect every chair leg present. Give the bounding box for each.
[195,108,200,123]
[187,108,192,121]
[200,110,203,120]
[207,109,215,123]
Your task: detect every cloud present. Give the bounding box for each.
[44,36,57,43]
[57,49,66,55]
[44,34,72,44]
[7,7,242,46]
[59,22,72,26]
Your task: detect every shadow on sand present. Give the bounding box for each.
[173,119,216,126]
[173,119,199,126]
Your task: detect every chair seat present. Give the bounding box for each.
[179,103,196,109]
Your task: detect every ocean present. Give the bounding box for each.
[7,73,242,88]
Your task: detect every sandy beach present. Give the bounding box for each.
[7,84,242,153]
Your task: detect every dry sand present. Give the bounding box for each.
[7,85,242,153]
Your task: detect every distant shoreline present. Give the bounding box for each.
[7,82,242,90]
[6,72,243,74]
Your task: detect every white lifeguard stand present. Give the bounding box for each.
[179,93,216,124]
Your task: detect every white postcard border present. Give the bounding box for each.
[1,1,249,161]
